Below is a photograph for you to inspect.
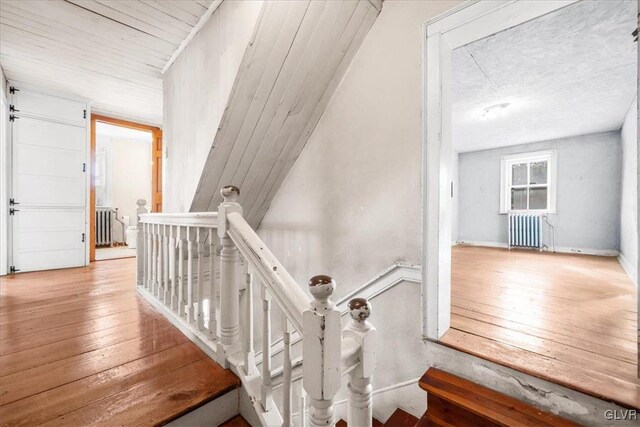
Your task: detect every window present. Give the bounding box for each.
[95,145,111,207]
[500,150,556,213]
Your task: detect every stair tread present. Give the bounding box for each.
[419,368,579,427]
[337,418,383,427]
[219,414,251,426]
[384,408,419,426]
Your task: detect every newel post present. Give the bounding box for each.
[218,186,242,346]
[136,199,148,286]
[303,275,341,427]
[345,298,376,427]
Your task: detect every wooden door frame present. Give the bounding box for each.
[421,0,578,340]
[90,114,162,261]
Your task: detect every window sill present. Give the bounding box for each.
[499,211,556,215]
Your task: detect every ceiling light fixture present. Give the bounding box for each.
[482,102,511,120]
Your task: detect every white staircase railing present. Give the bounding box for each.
[136,186,376,427]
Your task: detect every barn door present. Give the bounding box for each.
[9,86,88,273]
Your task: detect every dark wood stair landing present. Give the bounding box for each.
[418,368,579,427]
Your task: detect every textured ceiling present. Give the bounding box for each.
[452,0,637,152]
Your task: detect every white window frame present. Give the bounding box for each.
[499,150,557,214]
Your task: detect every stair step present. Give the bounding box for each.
[419,368,579,427]
[218,415,251,426]
[337,417,383,427]
[384,408,419,426]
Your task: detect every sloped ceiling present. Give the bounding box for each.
[190,0,382,227]
[452,0,637,152]
[0,0,219,125]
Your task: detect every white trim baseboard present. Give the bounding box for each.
[618,252,638,286]
[553,246,619,257]
[458,241,619,257]
[457,240,508,249]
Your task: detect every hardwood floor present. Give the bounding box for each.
[0,258,239,426]
[442,245,639,409]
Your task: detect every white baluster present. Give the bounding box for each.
[136,200,147,286]
[208,228,218,339]
[345,298,376,427]
[177,226,186,317]
[163,224,170,304]
[151,224,158,295]
[218,185,242,346]
[196,227,205,330]
[303,275,341,427]
[142,222,148,288]
[282,313,293,427]
[169,225,177,310]
[296,380,306,427]
[157,224,164,297]
[146,222,152,290]
[187,226,195,324]
[261,282,273,411]
[243,271,255,374]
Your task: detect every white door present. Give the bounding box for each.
[10,87,88,273]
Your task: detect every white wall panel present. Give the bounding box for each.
[12,89,86,127]
[12,208,85,272]
[12,117,85,207]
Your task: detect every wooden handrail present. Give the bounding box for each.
[139,212,219,227]
[226,211,310,334]
[136,186,377,427]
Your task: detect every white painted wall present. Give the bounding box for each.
[96,134,151,227]
[458,132,622,253]
[620,97,637,282]
[257,0,464,300]
[451,151,459,244]
[163,1,263,213]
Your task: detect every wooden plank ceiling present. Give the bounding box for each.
[190,0,382,227]
[0,0,218,125]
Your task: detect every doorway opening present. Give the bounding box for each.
[90,115,162,261]
[423,0,638,409]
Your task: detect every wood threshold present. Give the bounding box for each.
[441,245,639,409]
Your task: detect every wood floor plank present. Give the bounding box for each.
[441,329,640,409]
[444,246,640,409]
[0,298,145,341]
[451,315,637,382]
[0,323,187,405]
[451,306,636,363]
[452,291,636,337]
[0,307,154,356]
[452,295,636,343]
[43,358,240,426]
[0,315,173,377]
[0,258,239,425]
[0,343,205,427]
[0,293,137,325]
